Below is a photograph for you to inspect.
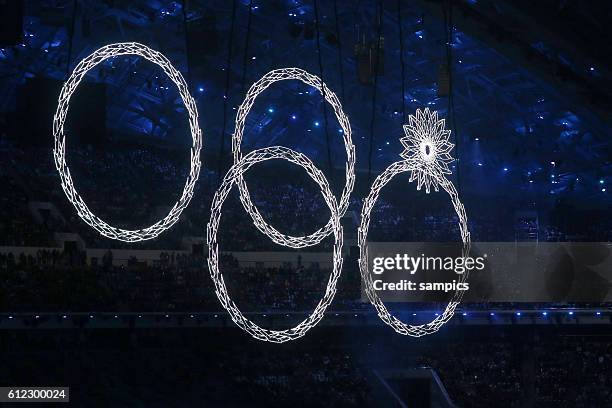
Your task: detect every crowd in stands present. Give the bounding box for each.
[1,140,611,314]
[417,341,523,407]
[533,338,612,406]
[219,345,370,406]
[413,335,612,407]
[1,140,610,251]
[0,149,53,246]
[1,326,610,407]
[2,247,609,315]
[1,329,371,406]
[0,249,363,313]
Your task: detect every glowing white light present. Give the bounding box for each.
[207,146,344,343]
[53,43,202,242]
[232,68,355,248]
[400,108,454,194]
[209,68,353,342]
[359,109,470,337]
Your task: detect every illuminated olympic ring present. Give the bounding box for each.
[53,43,471,339]
[232,68,355,248]
[53,42,202,242]
[207,146,343,343]
[358,161,471,337]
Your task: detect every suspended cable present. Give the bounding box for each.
[181,0,191,84]
[396,0,406,123]
[367,0,384,183]
[217,0,238,186]
[66,0,78,79]
[443,0,461,192]
[240,0,253,95]
[314,0,334,179]
[332,0,346,102]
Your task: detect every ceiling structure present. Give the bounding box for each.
[0,0,610,209]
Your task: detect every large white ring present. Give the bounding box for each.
[53,42,202,242]
[207,146,343,343]
[358,161,471,337]
[232,68,355,248]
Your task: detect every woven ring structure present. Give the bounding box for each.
[52,42,202,242]
[207,146,343,343]
[232,68,355,248]
[358,161,471,337]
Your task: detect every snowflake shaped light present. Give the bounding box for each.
[400,108,454,193]
[358,108,470,338]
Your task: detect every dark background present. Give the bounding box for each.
[0,0,610,406]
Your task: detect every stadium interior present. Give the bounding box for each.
[0,0,611,406]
